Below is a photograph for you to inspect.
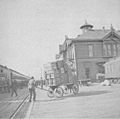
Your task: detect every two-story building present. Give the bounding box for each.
[58,22,120,82]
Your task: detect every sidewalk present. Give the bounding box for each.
[25,87,51,119]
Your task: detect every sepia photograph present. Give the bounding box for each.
[0,0,120,118]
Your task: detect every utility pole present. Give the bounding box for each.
[40,68,43,88]
[40,68,42,80]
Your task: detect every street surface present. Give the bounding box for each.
[26,83,120,119]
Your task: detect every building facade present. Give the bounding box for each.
[0,65,11,92]
[58,22,120,82]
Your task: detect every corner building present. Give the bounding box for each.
[59,22,120,82]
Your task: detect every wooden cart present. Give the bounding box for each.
[44,60,79,98]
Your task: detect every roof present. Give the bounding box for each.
[116,31,120,36]
[74,29,111,41]
[0,64,8,69]
[10,69,31,79]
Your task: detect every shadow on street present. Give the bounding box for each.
[35,90,110,102]
[64,90,110,99]
[34,97,65,102]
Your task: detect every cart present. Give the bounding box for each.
[44,60,79,98]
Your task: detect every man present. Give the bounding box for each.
[11,79,18,97]
[28,76,36,102]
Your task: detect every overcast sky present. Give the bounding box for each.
[0,0,120,79]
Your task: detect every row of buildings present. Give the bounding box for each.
[56,22,120,82]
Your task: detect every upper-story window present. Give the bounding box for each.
[103,44,107,56]
[67,47,75,60]
[113,44,117,56]
[88,45,94,57]
[0,69,3,73]
[66,50,69,60]
[103,44,112,56]
[107,44,111,56]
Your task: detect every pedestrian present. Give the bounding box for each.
[28,76,36,102]
[11,79,18,97]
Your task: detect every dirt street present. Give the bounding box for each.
[27,84,120,118]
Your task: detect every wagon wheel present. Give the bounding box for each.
[47,88,54,98]
[72,84,79,95]
[61,85,69,94]
[63,86,69,94]
[54,87,63,98]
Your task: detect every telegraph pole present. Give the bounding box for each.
[40,68,42,80]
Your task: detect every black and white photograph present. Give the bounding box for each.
[0,0,120,118]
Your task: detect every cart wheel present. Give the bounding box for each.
[63,86,69,94]
[72,84,79,95]
[61,85,69,94]
[54,87,63,98]
[47,88,54,98]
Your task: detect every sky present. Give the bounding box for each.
[0,0,120,79]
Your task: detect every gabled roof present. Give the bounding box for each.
[116,31,120,36]
[74,29,111,41]
[103,30,120,41]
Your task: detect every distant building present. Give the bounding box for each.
[58,22,120,82]
[0,64,30,92]
[0,65,11,92]
[0,65,11,82]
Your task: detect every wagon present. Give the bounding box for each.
[104,57,120,83]
[44,60,79,98]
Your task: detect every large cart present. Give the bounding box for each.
[44,60,79,98]
[104,57,120,83]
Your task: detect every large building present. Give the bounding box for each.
[58,22,120,82]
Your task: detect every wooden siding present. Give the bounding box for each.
[77,60,98,81]
[75,41,103,59]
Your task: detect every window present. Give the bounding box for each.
[70,47,75,61]
[1,69,3,73]
[107,44,111,56]
[113,44,117,56]
[88,45,94,57]
[46,75,50,79]
[117,44,120,51]
[103,44,107,56]
[67,47,74,61]
[61,68,64,73]
[67,49,70,60]
[103,44,112,56]
[70,49,72,59]
[50,74,54,78]
[66,50,69,59]
[117,44,120,55]
[85,68,90,78]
